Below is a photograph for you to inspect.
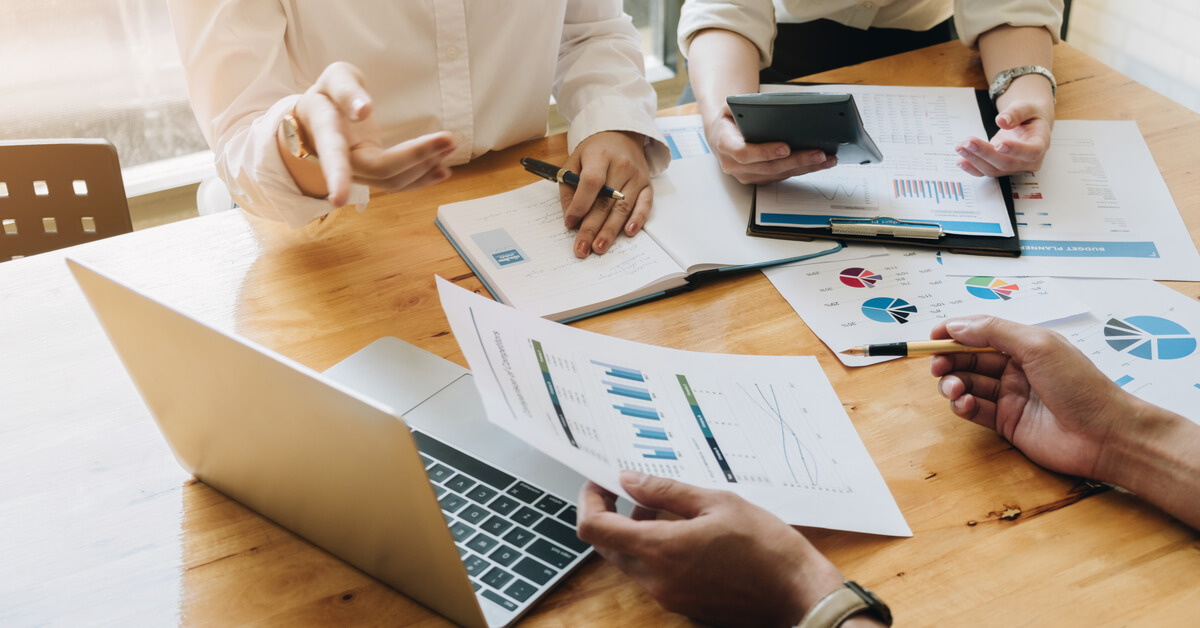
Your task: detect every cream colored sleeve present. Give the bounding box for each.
[677,0,779,70]
[954,0,1064,49]
[166,0,366,228]
[556,0,670,175]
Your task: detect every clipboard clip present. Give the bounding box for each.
[829,217,944,240]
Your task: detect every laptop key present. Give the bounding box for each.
[511,506,543,527]
[426,463,455,483]
[557,505,577,526]
[489,544,521,567]
[481,515,514,537]
[466,484,498,505]
[533,517,590,553]
[439,493,468,514]
[503,526,535,548]
[444,473,477,494]
[420,453,434,468]
[506,481,544,504]
[504,579,539,603]
[534,494,567,515]
[513,557,556,585]
[527,538,575,569]
[449,522,475,543]
[488,495,521,516]
[460,504,490,525]
[472,582,482,592]
[433,484,448,498]
[464,554,490,577]
[481,589,518,612]
[457,545,468,557]
[481,566,514,590]
[411,431,517,490]
[466,533,500,554]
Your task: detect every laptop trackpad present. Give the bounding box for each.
[324,337,589,501]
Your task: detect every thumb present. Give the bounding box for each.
[995,101,1039,130]
[941,315,1050,360]
[619,470,711,519]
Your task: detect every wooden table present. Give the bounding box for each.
[3,42,1199,626]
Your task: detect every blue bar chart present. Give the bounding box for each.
[589,359,682,466]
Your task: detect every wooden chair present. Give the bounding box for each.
[0,139,132,261]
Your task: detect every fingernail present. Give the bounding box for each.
[997,144,1009,154]
[946,320,969,335]
[620,470,647,485]
[777,146,790,157]
[956,147,968,157]
[350,97,367,120]
[594,237,609,253]
[810,152,827,165]
[939,378,953,398]
[626,221,638,236]
[575,241,589,257]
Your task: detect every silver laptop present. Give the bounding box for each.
[67,258,592,628]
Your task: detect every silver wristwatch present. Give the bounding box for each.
[795,580,892,628]
[988,65,1057,103]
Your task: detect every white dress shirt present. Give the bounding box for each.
[678,0,1063,68]
[168,1,669,227]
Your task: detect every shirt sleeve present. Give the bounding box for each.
[678,0,779,69]
[167,0,367,228]
[954,0,1064,49]
[554,0,671,176]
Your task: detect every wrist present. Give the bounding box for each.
[995,75,1056,120]
[1097,400,1199,491]
[785,554,845,623]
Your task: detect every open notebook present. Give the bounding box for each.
[436,116,840,322]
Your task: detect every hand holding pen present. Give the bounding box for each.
[523,131,654,259]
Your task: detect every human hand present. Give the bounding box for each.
[576,471,845,628]
[559,131,653,258]
[287,62,457,207]
[706,107,836,184]
[955,100,1053,177]
[929,316,1143,480]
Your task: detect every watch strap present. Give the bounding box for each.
[795,581,892,628]
[988,65,1057,104]
[281,107,316,160]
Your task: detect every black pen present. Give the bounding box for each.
[840,339,1000,358]
[520,157,625,200]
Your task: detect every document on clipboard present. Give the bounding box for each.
[748,84,1021,257]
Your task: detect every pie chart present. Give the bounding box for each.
[861,297,917,324]
[965,276,1019,300]
[840,267,882,288]
[1103,316,1196,360]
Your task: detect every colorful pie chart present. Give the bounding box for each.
[1103,316,1196,360]
[861,297,917,324]
[839,267,882,288]
[965,276,1019,300]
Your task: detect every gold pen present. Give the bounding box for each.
[840,339,1000,358]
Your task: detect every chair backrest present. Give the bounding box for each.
[0,139,132,261]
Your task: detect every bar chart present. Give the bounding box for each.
[588,360,684,471]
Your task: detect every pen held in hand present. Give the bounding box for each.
[520,157,625,200]
[841,339,1001,358]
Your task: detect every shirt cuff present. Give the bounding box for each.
[567,94,670,177]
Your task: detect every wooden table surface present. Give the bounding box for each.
[3,42,1199,626]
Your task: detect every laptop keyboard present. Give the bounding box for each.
[412,430,590,613]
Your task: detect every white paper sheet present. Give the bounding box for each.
[941,121,1200,280]
[754,85,1013,237]
[1048,279,1200,422]
[436,277,911,536]
[764,249,1090,366]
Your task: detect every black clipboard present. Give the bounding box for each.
[746,86,1021,257]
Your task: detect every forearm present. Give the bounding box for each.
[687,29,762,136]
[977,25,1055,115]
[1099,401,1200,530]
